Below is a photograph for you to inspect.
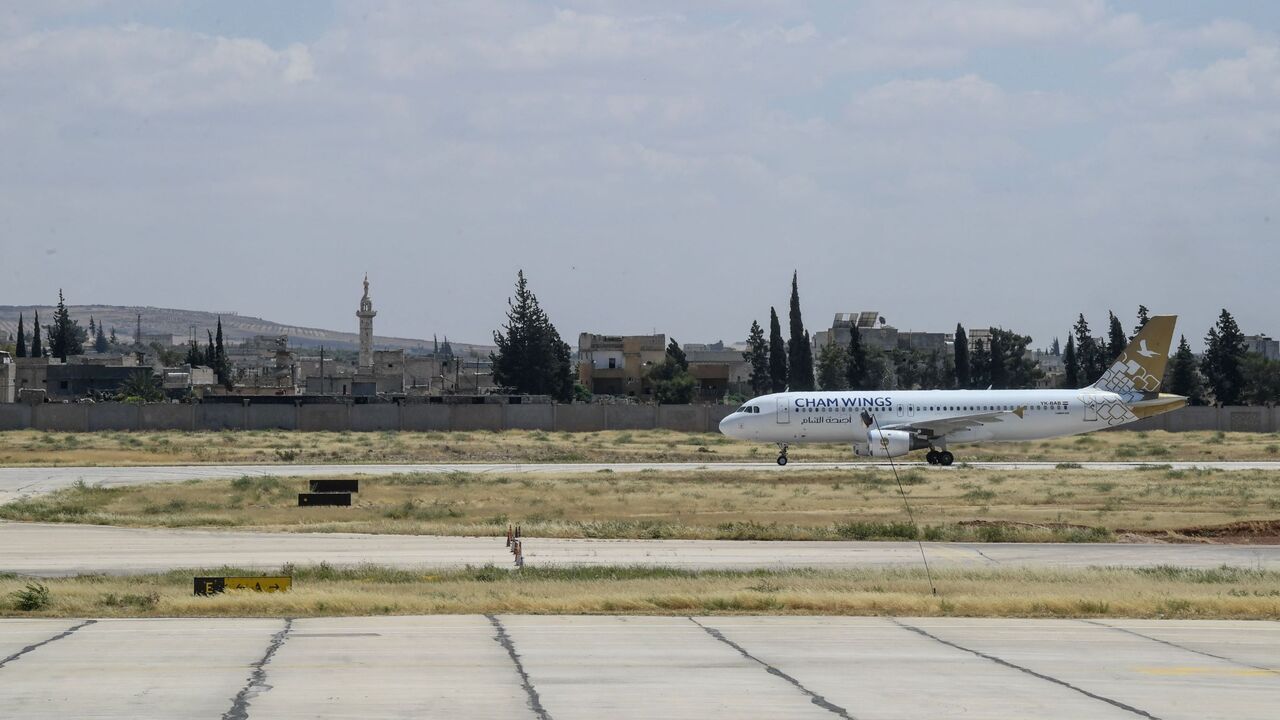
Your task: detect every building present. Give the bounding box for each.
[45,364,154,400]
[815,313,952,355]
[684,341,752,399]
[0,351,13,403]
[1245,334,1279,361]
[577,333,666,397]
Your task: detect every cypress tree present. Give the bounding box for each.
[50,289,84,361]
[767,307,787,392]
[1202,309,1246,405]
[1063,335,1079,388]
[94,325,108,353]
[743,320,771,396]
[845,323,867,390]
[953,324,970,389]
[110,327,118,345]
[1050,337,1060,356]
[205,331,216,367]
[1073,314,1103,382]
[1134,305,1150,337]
[89,317,96,337]
[15,314,25,358]
[30,311,43,358]
[214,318,231,387]
[1167,335,1205,405]
[1106,311,1127,360]
[786,272,814,390]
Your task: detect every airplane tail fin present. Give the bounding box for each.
[1089,315,1176,401]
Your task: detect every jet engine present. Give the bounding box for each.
[853,429,929,458]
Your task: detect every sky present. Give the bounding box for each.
[2,1,1278,351]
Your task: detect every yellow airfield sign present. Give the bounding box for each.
[194,576,292,595]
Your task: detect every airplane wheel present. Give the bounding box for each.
[777,455,788,466]
[926,450,939,465]
[938,451,954,466]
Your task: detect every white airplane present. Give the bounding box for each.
[720,315,1186,466]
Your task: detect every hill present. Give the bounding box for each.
[0,305,491,356]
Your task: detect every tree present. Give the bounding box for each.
[1073,314,1105,383]
[116,370,163,403]
[1063,335,1079,388]
[742,321,770,396]
[1134,305,1150,337]
[205,330,216,367]
[648,340,697,404]
[1242,353,1280,406]
[767,307,787,392]
[953,324,970,389]
[30,311,43,358]
[490,270,574,402]
[786,272,814,390]
[969,340,990,389]
[989,328,1043,389]
[49,289,85,361]
[1202,309,1247,406]
[214,317,231,388]
[15,314,25,358]
[88,317,96,337]
[816,342,848,390]
[185,338,204,367]
[988,331,1007,388]
[94,324,108,353]
[845,323,868,390]
[1050,337,1060,356]
[1167,335,1206,405]
[665,338,688,372]
[864,348,896,390]
[1106,311,1127,360]
[109,327,118,345]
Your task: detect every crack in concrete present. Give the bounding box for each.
[690,617,856,719]
[486,614,552,720]
[222,618,292,720]
[1083,620,1280,677]
[0,619,96,670]
[892,619,1163,720]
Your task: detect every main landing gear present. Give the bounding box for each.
[925,450,954,466]
[776,444,789,466]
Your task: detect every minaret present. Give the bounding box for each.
[357,274,376,370]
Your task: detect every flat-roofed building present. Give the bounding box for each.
[1245,334,1279,361]
[578,333,666,397]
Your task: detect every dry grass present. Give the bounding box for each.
[5,465,1279,541]
[0,429,1277,467]
[2,564,1277,619]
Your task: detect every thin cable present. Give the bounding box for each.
[869,412,937,596]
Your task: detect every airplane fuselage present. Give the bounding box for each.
[720,388,1132,447]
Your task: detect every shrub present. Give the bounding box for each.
[13,582,51,611]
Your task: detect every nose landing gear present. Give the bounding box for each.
[776,444,789,466]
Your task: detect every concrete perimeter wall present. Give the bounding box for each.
[2,403,1266,433]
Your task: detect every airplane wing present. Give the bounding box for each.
[877,406,1025,437]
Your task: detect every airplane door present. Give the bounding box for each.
[1081,394,1098,422]
[776,397,790,424]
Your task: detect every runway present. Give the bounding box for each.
[0,615,1275,719]
[2,460,1278,502]
[4,522,1279,576]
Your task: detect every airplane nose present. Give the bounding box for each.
[718,414,733,436]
